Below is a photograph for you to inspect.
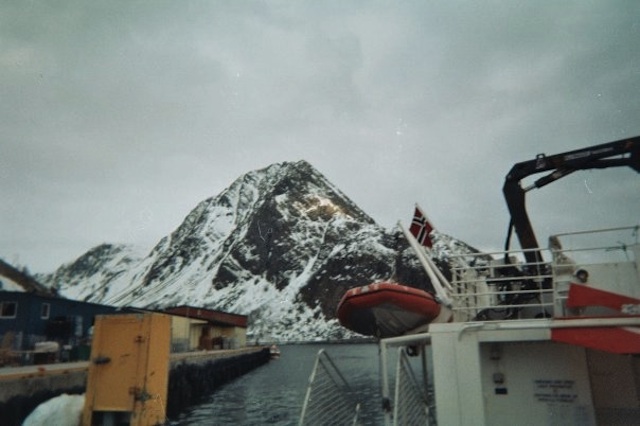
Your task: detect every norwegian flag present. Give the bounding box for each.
[409,206,434,248]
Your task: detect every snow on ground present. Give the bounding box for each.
[22,393,84,426]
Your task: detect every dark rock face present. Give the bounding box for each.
[298,229,431,319]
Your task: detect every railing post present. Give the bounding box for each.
[380,339,392,426]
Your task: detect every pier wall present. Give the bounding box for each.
[0,347,271,426]
[0,366,86,426]
[167,347,271,417]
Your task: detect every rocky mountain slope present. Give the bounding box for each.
[41,160,471,341]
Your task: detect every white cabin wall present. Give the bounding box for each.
[586,349,640,425]
[480,341,596,426]
[429,323,607,426]
[430,324,486,426]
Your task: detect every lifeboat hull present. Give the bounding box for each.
[337,282,441,338]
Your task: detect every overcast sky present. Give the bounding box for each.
[2,1,640,273]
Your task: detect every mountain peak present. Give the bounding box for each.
[43,161,433,340]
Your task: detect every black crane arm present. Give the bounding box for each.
[502,136,640,264]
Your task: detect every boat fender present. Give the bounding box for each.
[382,397,392,412]
[574,268,589,284]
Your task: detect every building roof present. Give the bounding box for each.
[0,259,57,296]
[163,306,247,328]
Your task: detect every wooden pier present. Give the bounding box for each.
[0,346,270,425]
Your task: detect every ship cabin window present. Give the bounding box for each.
[0,301,18,318]
[41,303,50,319]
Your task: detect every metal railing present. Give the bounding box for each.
[393,347,430,425]
[446,226,639,322]
[299,349,360,426]
[379,334,434,426]
[448,248,554,322]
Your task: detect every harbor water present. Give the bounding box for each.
[170,343,386,425]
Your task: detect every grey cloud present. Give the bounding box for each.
[1,1,639,272]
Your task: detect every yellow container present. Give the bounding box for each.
[81,313,171,426]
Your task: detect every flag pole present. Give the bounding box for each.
[420,243,454,292]
[411,204,453,291]
[398,221,453,308]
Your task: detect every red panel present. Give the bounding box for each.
[566,284,640,312]
[552,326,640,354]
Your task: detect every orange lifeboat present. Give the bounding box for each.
[336,282,441,338]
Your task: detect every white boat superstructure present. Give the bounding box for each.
[376,225,640,426]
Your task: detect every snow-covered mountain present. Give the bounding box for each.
[41,160,473,341]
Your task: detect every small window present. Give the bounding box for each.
[0,301,18,318]
[41,303,50,319]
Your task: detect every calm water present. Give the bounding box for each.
[169,343,387,425]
